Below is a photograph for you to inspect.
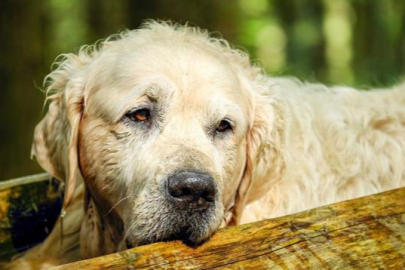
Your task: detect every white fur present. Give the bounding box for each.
[241,78,405,222]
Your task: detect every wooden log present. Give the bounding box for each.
[0,174,62,260]
[52,187,405,269]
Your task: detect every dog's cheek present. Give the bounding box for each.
[124,186,170,245]
[217,139,247,207]
[79,118,129,208]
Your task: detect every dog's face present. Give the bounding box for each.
[78,38,252,246]
[32,23,274,256]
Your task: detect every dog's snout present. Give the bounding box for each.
[167,170,216,211]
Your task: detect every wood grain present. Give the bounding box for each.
[53,187,405,269]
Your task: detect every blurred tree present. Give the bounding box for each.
[352,0,405,86]
[0,0,47,179]
[274,0,327,80]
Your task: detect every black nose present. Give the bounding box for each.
[167,170,216,211]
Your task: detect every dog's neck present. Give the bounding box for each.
[80,190,124,259]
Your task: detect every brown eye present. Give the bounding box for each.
[127,109,150,122]
[216,120,232,133]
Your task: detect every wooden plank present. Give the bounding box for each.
[52,187,405,269]
[0,174,62,260]
[0,173,51,190]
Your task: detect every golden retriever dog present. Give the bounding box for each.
[9,21,405,268]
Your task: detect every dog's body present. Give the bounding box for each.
[7,21,405,268]
[242,78,405,222]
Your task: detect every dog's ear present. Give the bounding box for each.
[231,92,286,225]
[32,53,89,211]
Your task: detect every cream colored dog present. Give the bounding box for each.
[10,21,405,268]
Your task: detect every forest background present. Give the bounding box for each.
[1,0,404,179]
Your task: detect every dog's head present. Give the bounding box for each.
[32,21,280,256]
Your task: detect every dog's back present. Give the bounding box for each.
[241,78,405,222]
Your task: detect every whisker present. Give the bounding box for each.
[119,221,138,250]
[103,195,134,217]
[123,221,138,240]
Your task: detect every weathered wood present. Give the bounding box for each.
[0,174,62,260]
[0,173,51,190]
[52,187,405,269]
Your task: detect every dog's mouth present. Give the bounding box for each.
[124,170,223,249]
[125,223,212,249]
[124,207,218,249]
[124,198,222,249]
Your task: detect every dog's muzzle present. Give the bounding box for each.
[167,170,216,212]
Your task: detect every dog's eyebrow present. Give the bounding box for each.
[110,85,164,123]
[144,86,162,101]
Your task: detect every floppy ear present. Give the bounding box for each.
[231,93,286,225]
[32,53,88,212]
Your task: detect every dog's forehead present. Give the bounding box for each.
[86,41,250,122]
[124,41,240,91]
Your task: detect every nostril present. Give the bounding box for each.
[201,191,214,202]
[181,188,191,197]
[170,186,191,198]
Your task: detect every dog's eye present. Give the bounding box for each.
[126,109,150,122]
[216,120,233,133]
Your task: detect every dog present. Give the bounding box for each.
[10,20,405,268]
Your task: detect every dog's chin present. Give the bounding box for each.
[125,211,221,249]
[126,226,213,249]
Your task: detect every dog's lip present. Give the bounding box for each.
[125,239,133,249]
[125,204,217,248]
[126,226,210,248]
